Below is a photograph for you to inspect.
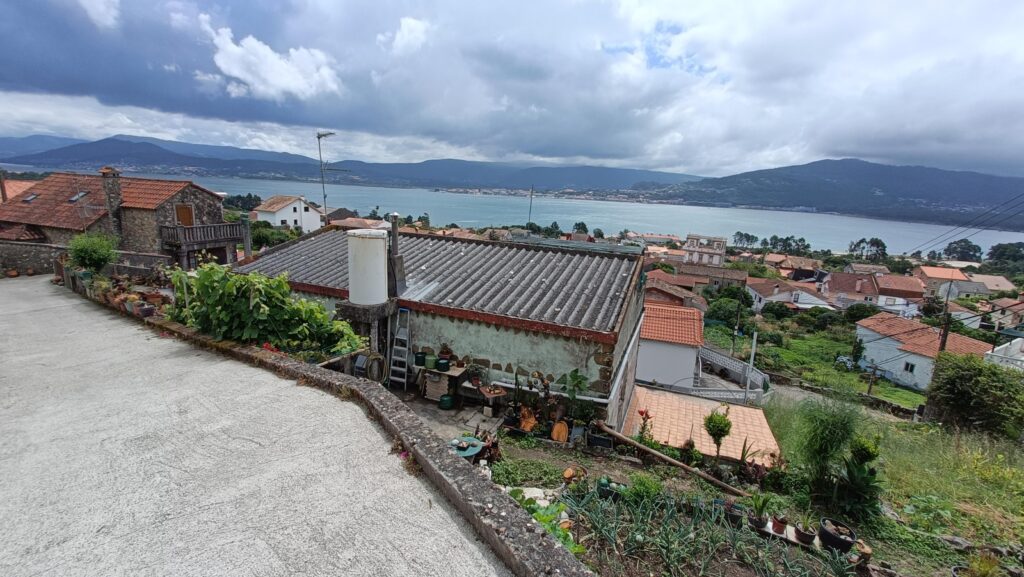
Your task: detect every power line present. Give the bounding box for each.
[905,189,1024,255]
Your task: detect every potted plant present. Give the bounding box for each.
[771,512,788,535]
[747,492,773,530]
[438,343,453,360]
[723,498,746,529]
[465,363,487,386]
[952,552,1005,577]
[125,294,141,315]
[818,517,857,553]
[793,511,817,545]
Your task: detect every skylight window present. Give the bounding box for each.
[21,193,39,203]
[68,190,89,203]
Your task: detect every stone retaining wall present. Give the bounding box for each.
[793,381,919,419]
[0,240,64,275]
[71,285,592,577]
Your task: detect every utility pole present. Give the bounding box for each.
[867,365,878,396]
[743,331,758,403]
[730,301,743,356]
[938,279,954,352]
[316,130,335,224]
[527,185,534,228]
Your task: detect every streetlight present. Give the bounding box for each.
[316,130,335,223]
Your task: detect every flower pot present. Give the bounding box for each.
[748,515,768,530]
[471,377,481,386]
[436,358,451,372]
[124,301,135,315]
[771,515,788,534]
[818,518,856,553]
[794,526,816,545]
[724,505,746,529]
[438,394,455,410]
[414,352,426,366]
[425,354,438,370]
[138,304,156,318]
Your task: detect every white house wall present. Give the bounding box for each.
[855,326,934,390]
[636,339,699,387]
[255,199,323,233]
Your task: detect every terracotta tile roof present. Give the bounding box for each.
[847,263,890,274]
[640,304,703,347]
[875,274,925,296]
[0,179,37,203]
[0,172,216,231]
[992,297,1024,313]
[330,217,390,229]
[746,277,793,298]
[254,195,321,214]
[857,312,991,358]
[646,269,709,288]
[764,253,787,265]
[623,387,779,465]
[672,263,748,281]
[0,223,46,241]
[967,273,1016,293]
[946,301,972,313]
[644,278,708,311]
[916,266,968,281]
[827,272,879,296]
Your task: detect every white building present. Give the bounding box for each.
[253,195,323,233]
[985,337,1024,371]
[856,312,992,390]
[746,278,832,313]
[675,234,727,266]
[636,304,703,388]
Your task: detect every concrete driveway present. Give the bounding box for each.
[0,276,510,577]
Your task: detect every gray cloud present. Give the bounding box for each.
[1,0,1023,176]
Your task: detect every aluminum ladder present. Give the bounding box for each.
[388,308,412,391]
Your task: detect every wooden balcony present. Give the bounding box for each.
[160,223,244,248]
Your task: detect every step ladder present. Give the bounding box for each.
[388,308,412,391]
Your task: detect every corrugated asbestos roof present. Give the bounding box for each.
[237,229,638,332]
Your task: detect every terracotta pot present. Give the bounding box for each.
[771,515,788,534]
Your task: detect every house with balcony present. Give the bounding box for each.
[673,234,727,266]
[0,167,242,268]
[986,337,1024,371]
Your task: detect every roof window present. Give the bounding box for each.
[68,190,89,203]
[21,193,39,203]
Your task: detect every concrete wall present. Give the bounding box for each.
[0,240,64,275]
[856,326,933,390]
[409,311,609,395]
[636,339,698,387]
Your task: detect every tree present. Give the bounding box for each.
[706,298,752,325]
[445,222,459,229]
[572,221,588,234]
[403,215,414,225]
[844,303,880,323]
[732,231,759,248]
[929,352,1024,439]
[814,311,843,331]
[367,206,382,220]
[717,285,753,308]
[761,301,793,320]
[988,242,1024,262]
[592,228,605,239]
[703,407,732,467]
[652,262,675,274]
[666,240,681,249]
[926,250,942,262]
[223,193,263,211]
[851,338,865,364]
[866,238,888,262]
[944,238,982,262]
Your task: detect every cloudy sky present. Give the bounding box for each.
[1,0,1022,176]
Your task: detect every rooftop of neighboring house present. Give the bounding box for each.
[0,222,46,241]
[991,296,1024,314]
[0,179,37,204]
[746,277,797,298]
[967,273,1017,293]
[916,265,969,281]
[940,280,991,295]
[874,274,925,296]
[646,269,710,288]
[253,195,322,214]
[847,263,891,274]
[636,232,681,243]
[0,171,219,232]
[644,278,708,311]
[669,262,748,281]
[324,207,358,221]
[236,228,641,334]
[330,217,390,229]
[640,304,703,347]
[946,301,973,314]
[826,272,879,296]
[940,260,982,269]
[856,312,992,358]
[623,386,779,464]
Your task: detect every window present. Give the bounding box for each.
[293,219,298,225]
[903,362,915,374]
[885,297,896,305]
[303,206,309,212]
[21,193,39,203]
[280,219,288,226]
[293,206,298,212]
[68,190,89,202]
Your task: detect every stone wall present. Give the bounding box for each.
[0,240,64,275]
[120,208,159,253]
[154,186,224,228]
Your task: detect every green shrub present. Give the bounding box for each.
[814,311,844,331]
[703,407,733,466]
[491,459,564,488]
[796,396,860,494]
[171,263,363,354]
[761,301,793,320]
[844,303,880,323]
[849,435,880,465]
[929,352,1024,439]
[624,472,663,506]
[69,232,117,272]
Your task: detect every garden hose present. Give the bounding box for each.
[365,352,386,383]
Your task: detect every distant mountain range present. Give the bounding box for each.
[0,135,700,190]
[3,134,1024,230]
[650,159,1024,230]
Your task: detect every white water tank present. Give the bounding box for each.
[347,229,389,305]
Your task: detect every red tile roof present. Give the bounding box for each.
[746,277,793,298]
[646,269,709,288]
[827,272,879,296]
[857,312,991,359]
[0,179,37,203]
[874,274,925,296]
[330,217,390,229]
[0,223,46,241]
[991,297,1024,313]
[641,304,703,347]
[644,278,708,311]
[0,172,218,231]
[916,266,968,281]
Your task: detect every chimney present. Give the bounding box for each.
[1018,292,1024,303]
[99,166,123,240]
[0,172,7,203]
[855,279,863,293]
[772,284,779,296]
[388,212,407,296]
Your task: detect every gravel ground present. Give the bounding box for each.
[0,276,511,577]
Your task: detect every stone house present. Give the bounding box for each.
[0,168,243,267]
[913,265,969,297]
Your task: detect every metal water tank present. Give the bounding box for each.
[347,229,389,305]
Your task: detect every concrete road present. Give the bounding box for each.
[0,277,511,577]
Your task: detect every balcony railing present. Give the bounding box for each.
[160,223,244,246]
